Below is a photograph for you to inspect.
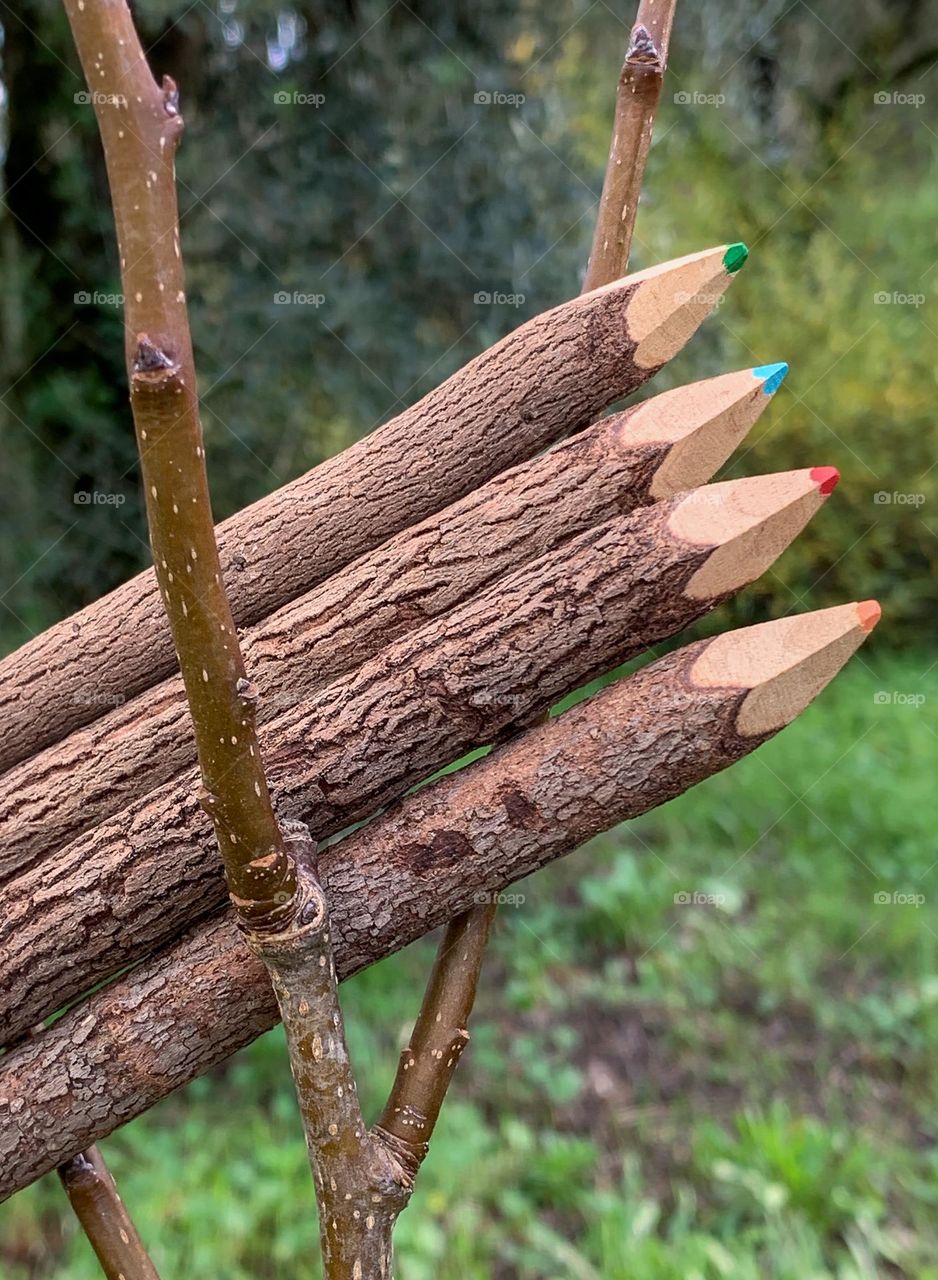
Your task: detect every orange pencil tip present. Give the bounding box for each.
[856,600,881,632]
[810,466,840,495]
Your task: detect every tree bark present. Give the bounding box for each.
[0,274,658,776]
[0,602,876,1200]
[0,379,715,879]
[0,469,830,1046]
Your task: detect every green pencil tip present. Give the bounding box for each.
[723,242,749,274]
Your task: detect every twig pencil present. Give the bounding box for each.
[0,466,834,1046]
[0,602,878,1199]
[0,244,748,774]
[0,363,790,878]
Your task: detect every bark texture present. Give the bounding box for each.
[0,278,661,776]
[0,497,723,1047]
[0,641,770,1200]
[0,411,666,881]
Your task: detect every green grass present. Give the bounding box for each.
[3,649,936,1278]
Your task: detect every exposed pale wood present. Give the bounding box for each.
[0,246,742,775]
[693,601,881,734]
[0,469,825,1046]
[0,605,876,1199]
[668,468,836,599]
[0,366,781,881]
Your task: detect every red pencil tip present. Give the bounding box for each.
[856,600,881,632]
[810,466,840,495]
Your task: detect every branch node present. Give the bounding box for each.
[627,23,662,66]
[161,74,180,117]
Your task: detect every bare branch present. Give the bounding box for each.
[377,903,496,1152]
[58,1146,160,1280]
[584,0,679,290]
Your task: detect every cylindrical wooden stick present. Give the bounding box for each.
[0,244,747,776]
[57,1145,160,1280]
[0,467,834,1046]
[0,602,878,1200]
[0,364,789,880]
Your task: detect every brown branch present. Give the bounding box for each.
[61,0,292,916]
[0,241,736,776]
[377,902,496,1151]
[57,1146,160,1280]
[584,0,679,291]
[0,603,880,1200]
[0,468,833,1046]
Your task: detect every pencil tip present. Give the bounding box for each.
[753,362,789,394]
[723,242,749,274]
[810,465,840,495]
[856,600,881,632]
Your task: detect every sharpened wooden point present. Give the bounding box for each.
[693,602,880,736]
[587,245,748,369]
[628,367,783,498]
[669,468,839,599]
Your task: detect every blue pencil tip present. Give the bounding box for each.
[753,362,789,395]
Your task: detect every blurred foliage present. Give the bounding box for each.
[3,652,937,1276]
[1,0,936,649]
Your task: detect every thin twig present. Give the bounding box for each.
[584,0,678,290]
[58,1146,160,1280]
[378,903,496,1150]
